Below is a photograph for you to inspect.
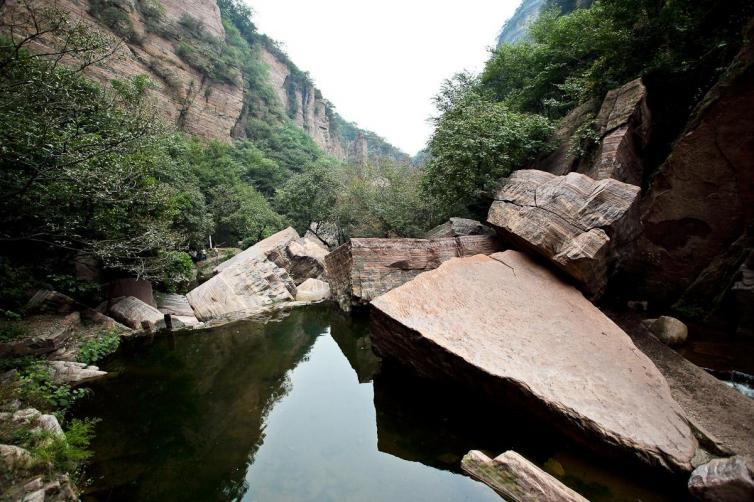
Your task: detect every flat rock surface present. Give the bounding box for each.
[612,309,754,458]
[325,235,500,311]
[109,296,165,330]
[370,251,697,473]
[487,170,640,297]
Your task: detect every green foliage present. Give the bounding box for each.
[88,0,138,42]
[46,274,100,305]
[274,160,340,233]
[15,362,89,418]
[422,76,554,216]
[31,418,98,474]
[77,330,121,365]
[0,322,26,343]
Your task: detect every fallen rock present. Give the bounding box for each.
[36,414,64,437]
[487,169,640,298]
[0,444,33,471]
[187,258,295,321]
[325,235,501,311]
[25,290,126,330]
[579,78,651,185]
[425,218,495,239]
[268,236,329,284]
[295,278,331,302]
[47,361,107,386]
[155,293,200,326]
[626,35,754,308]
[307,221,339,249]
[103,278,156,307]
[642,316,689,347]
[688,456,754,502]
[533,99,600,176]
[0,312,80,357]
[213,227,299,274]
[461,450,587,502]
[370,250,697,473]
[108,296,164,330]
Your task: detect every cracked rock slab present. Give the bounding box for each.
[487,169,640,298]
[370,251,697,473]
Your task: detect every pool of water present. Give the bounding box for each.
[75,305,686,501]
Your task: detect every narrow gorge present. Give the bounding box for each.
[1,1,753,501]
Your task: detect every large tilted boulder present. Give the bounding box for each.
[187,257,295,321]
[108,296,164,330]
[626,35,754,308]
[487,170,640,298]
[688,456,754,502]
[424,217,495,239]
[461,450,588,502]
[155,293,200,327]
[213,227,299,274]
[370,251,698,473]
[325,235,501,311]
[267,235,329,284]
[579,78,651,185]
[294,278,331,302]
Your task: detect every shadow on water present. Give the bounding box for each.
[76,305,689,501]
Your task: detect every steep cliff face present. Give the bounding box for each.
[496,0,592,46]
[4,0,404,161]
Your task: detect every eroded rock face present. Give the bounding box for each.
[294,278,331,302]
[370,251,697,473]
[533,99,599,176]
[424,218,495,239]
[213,227,300,274]
[461,450,588,502]
[688,456,754,502]
[487,170,640,298]
[108,296,164,330]
[325,235,501,311]
[155,293,200,327]
[627,37,754,307]
[268,236,329,284]
[47,361,107,386]
[579,78,651,185]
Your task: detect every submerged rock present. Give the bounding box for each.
[461,450,587,502]
[688,455,754,502]
[295,278,331,302]
[487,170,640,298]
[424,218,495,239]
[642,316,688,347]
[108,296,164,330]
[370,250,697,473]
[325,235,501,311]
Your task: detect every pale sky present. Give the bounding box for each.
[246,1,519,155]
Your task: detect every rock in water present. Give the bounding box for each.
[370,251,697,473]
[487,170,640,298]
[642,316,688,347]
[295,278,331,302]
[108,296,165,330]
[325,235,501,311]
[461,450,588,502]
[424,218,495,239]
[688,456,754,502]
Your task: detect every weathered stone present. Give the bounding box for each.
[307,221,340,249]
[268,236,329,284]
[0,312,80,357]
[424,217,495,239]
[108,296,164,330]
[732,251,754,336]
[642,316,688,347]
[155,293,199,326]
[295,278,331,302]
[461,450,588,502]
[370,251,697,473]
[533,99,600,175]
[188,257,295,321]
[37,414,64,437]
[0,444,33,471]
[25,290,125,330]
[325,235,501,311]
[214,227,300,274]
[627,35,754,307]
[103,278,156,307]
[487,170,640,298]
[688,456,754,502]
[47,361,107,386]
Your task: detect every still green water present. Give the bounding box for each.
[76,305,684,501]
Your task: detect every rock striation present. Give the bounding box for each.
[688,456,754,502]
[461,450,588,502]
[487,169,640,298]
[370,251,698,473]
[108,296,164,330]
[424,217,495,239]
[325,235,501,311]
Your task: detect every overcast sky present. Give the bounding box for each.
[246,1,520,155]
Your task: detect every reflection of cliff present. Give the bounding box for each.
[78,309,327,501]
[329,309,380,383]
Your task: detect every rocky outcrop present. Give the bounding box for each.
[294,278,330,302]
[424,217,495,239]
[0,312,79,357]
[370,251,698,473]
[325,235,501,311]
[47,360,107,386]
[578,78,651,185]
[534,99,599,175]
[213,227,299,274]
[267,235,329,284]
[108,296,164,329]
[688,456,754,502]
[461,450,588,502]
[155,292,199,326]
[487,169,640,298]
[627,35,754,307]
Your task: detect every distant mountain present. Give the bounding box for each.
[496,0,593,47]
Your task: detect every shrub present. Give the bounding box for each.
[77,330,121,365]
